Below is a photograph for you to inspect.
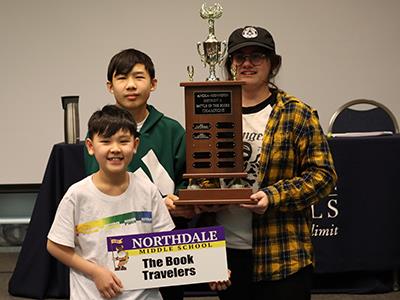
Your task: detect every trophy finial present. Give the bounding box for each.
[187,65,194,81]
[200,3,223,20]
[230,64,238,81]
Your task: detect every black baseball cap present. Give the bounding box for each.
[228,26,276,54]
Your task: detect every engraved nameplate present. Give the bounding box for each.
[216,142,235,149]
[193,123,212,130]
[217,151,236,158]
[193,152,212,159]
[194,91,232,115]
[216,122,234,129]
[217,161,236,168]
[216,132,235,139]
[193,162,212,168]
[193,132,212,140]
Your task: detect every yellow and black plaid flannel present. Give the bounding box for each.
[253,90,337,281]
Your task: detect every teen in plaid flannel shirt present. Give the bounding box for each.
[213,26,337,300]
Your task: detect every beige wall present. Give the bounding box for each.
[1,0,399,183]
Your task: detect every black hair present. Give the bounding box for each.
[87,105,139,140]
[107,48,155,81]
[224,48,282,89]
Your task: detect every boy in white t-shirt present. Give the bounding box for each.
[47,105,175,300]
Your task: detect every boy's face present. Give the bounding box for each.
[85,129,139,176]
[107,63,157,114]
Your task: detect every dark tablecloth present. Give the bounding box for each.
[9,143,85,298]
[8,136,400,298]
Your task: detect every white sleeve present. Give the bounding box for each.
[47,193,76,248]
[151,187,175,232]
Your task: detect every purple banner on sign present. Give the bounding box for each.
[107,226,225,251]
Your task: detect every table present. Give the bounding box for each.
[8,136,400,298]
[311,135,400,292]
[8,143,85,298]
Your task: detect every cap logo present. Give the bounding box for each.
[242,26,258,39]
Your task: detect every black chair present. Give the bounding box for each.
[328,99,399,135]
[328,99,399,291]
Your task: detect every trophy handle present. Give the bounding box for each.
[218,40,227,65]
[197,42,206,67]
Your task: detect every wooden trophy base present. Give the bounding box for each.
[178,81,250,205]
[177,187,253,205]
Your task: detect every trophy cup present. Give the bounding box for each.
[197,3,226,81]
[177,3,252,205]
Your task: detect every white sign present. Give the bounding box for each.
[106,226,228,291]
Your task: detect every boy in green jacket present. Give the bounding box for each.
[84,48,193,300]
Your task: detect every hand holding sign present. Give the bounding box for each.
[209,269,231,291]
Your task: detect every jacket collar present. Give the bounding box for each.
[140,105,164,133]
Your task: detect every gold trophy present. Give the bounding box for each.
[197,3,227,81]
[177,3,252,205]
